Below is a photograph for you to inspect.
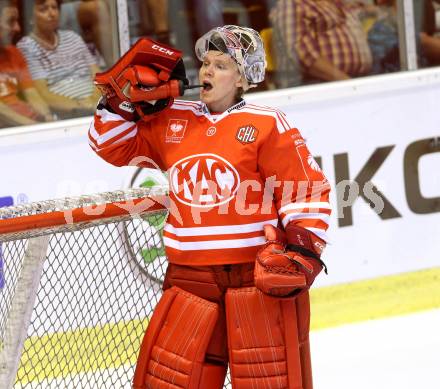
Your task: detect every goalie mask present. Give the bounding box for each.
[195,25,267,90]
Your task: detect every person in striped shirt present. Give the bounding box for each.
[276,0,372,83]
[0,0,53,127]
[91,26,331,388]
[17,0,101,119]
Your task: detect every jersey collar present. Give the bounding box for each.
[200,99,246,123]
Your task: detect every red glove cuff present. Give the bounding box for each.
[285,223,328,274]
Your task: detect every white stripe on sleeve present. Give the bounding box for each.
[164,219,278,237]
[163,236,266,251]
[279,202,331,215]
[90,121,137,146]
[281,212,330,228]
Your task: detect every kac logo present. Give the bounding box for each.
[170,153,240,207]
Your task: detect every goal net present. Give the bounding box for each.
[0,187,199,389]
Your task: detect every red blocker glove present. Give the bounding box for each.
[255,224,327,298]
[94,37,189,121]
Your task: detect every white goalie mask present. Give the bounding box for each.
[195,25,267,90]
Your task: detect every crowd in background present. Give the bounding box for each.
[1,0,440,128]
[0,0,108,128]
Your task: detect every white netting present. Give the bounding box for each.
[0,188,232,388]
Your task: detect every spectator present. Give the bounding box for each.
[269,0,303,87]
[420,30,440,64]
[0,0,53,127]
[367,0,438,72]
[134,0,170,44]
[289,0,373,82]
[192,0,224,35]
[367,0,400,74]
[77,0,112,68]
[418,0,440,66]
[59,0,81,33]
[17,0,101,119]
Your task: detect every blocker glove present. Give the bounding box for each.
[94,37,189,121]
[255,223,327,298]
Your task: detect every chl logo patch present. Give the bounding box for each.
[166,119,188,143]
[236,125,258,144]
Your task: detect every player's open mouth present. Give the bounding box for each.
[202,82,213,91]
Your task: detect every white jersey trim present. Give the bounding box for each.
[164,219,278,237]
[304,227,329,243]
[108,129,138,146]
[279,202,331,214]
[89,128,137,151]
[90,120,137,146]
[242,104,292,133]
[96,107,127,123]
[170,101,204,116]
[164,236,266,251]
[169,100,292,132]
[88,138,97,150]
[172,99,201,108]
[281,213,330,228]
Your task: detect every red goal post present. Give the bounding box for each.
[0,187,170,389]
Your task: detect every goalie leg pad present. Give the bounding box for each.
[199,362,227,389]
[296,290,313,389]
[226,287,305,389]
[133,286,219,389]
[162,262,254,364]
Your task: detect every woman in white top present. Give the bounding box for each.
[17,0,101,118]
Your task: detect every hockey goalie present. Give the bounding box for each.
[89,25,331,389]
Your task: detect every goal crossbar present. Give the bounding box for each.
[0,188,168,242]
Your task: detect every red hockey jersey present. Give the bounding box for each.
[89,99,331,265]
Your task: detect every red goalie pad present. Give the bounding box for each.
[133,286,220,389]
[226,287,306,389]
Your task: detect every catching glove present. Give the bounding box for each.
[254,223,327,298]
[94,37,189,121]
